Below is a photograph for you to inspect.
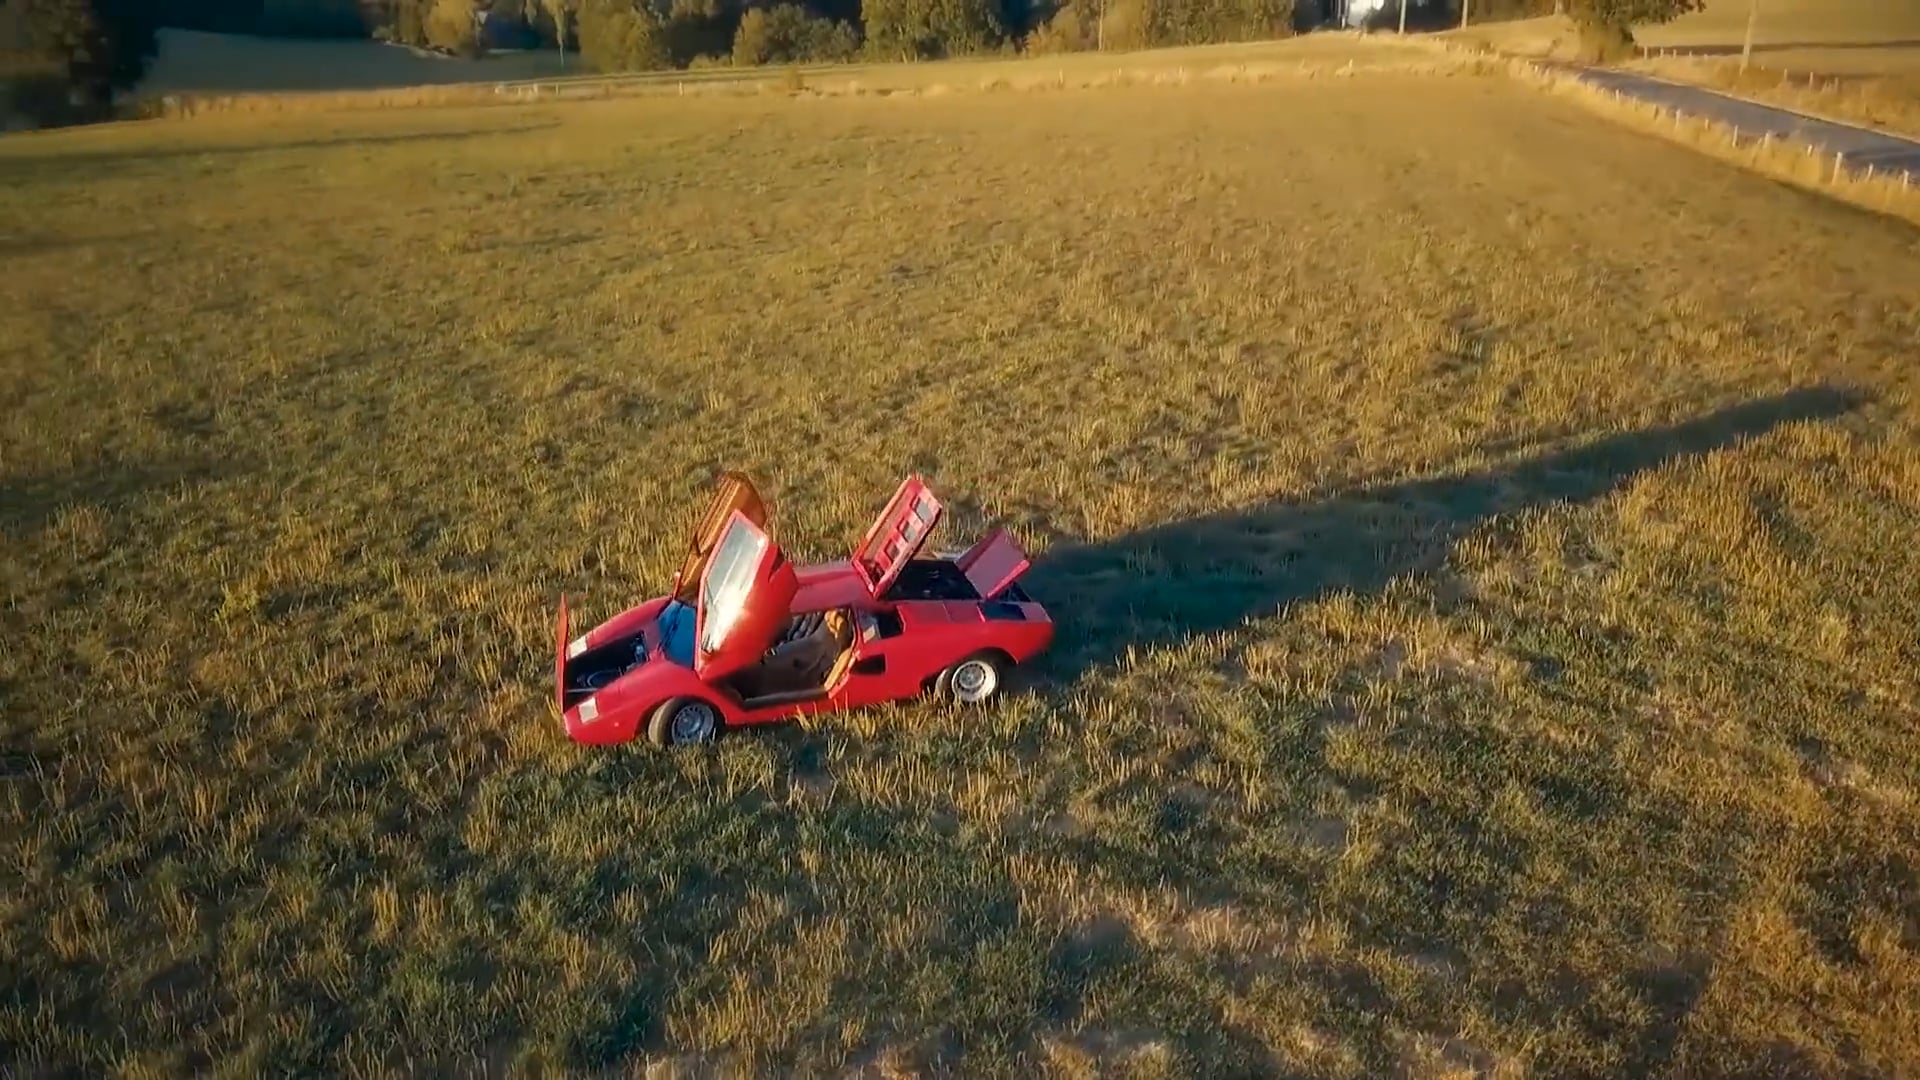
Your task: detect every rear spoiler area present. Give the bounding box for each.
[957,528,1031,601]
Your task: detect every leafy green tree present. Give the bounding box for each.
[1566,0,1702,60]
[1149,0,1288,44]
[1097,0,1152,48]
[862,0,1003,58]
[732,4,768,60]
[426,0,479,51]
[1023,2,1091,52]
[387,0,429,41]
[0,0,155,105]
[733,3,856,64]
[576,0,668,69]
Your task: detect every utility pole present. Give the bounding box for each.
[1740,0,1760,72]
[1097,0,1106,50]
[1398,0,1409,34]
[1459,0,1469,30]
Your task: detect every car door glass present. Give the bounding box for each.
[700,518,769,655]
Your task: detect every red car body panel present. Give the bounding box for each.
[555,474,1053,746]
[851,475,942,596]
[569,595,668,658]
[692,511,800,683]
[956,528,1030,600]
[791,559,871,614]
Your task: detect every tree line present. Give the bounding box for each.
[368,0,1304,67]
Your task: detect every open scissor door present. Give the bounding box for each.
[674,471,768,603]
[693,511,799,682]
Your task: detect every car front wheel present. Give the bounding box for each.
[940,653,1005,706]
[649,697,720,748]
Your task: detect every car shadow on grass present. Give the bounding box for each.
[1024,384,1865,688]
[0,450,248,539]
[572,386,1865,1076]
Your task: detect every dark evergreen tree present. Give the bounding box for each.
[1,0,156,104]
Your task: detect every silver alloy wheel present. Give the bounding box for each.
[951,659,998,704]
[670,700,717,744]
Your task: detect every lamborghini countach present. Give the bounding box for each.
[554,473,1053,748]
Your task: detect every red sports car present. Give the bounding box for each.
[554,473,1053,748]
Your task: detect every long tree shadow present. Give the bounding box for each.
[1026,386,1864,684]
[0,451,248,539]
[0,122,560,183]
[1651,39,1920,58]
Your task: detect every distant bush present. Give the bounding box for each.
[1566,0,1700,59]
[733,4,857,65]
[862,0,1004,59]
[1151,0,1292,45]
[0,62,79,130]
[1093,0,1150,49]
[1573,17,1631,60]
[1023,3,1091,53]
[0,0,156,110]
[1017,0,1292,52]
[576,0,669,70]
[425,0,481,54]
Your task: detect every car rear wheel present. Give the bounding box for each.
[940,653,1004,706]
[648,697,719,748]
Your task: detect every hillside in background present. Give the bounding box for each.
[1455,0,1920,77]
[139,28,565,94]
[1636,0,1920,77]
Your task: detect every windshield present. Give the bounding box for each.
[700,518,768,655]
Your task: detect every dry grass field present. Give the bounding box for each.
[138,33,1412,117]
[1633,0,1920,72]
[1633,0,1920,137]
[5,55,1920,1076]
[1454,0,1920,67]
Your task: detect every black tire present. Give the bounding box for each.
[937,652,1006,706]
[648,697,720,748]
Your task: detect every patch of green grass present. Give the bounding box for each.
[3,68,1919,1076]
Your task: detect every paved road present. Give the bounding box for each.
[1554,64,1920,181]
